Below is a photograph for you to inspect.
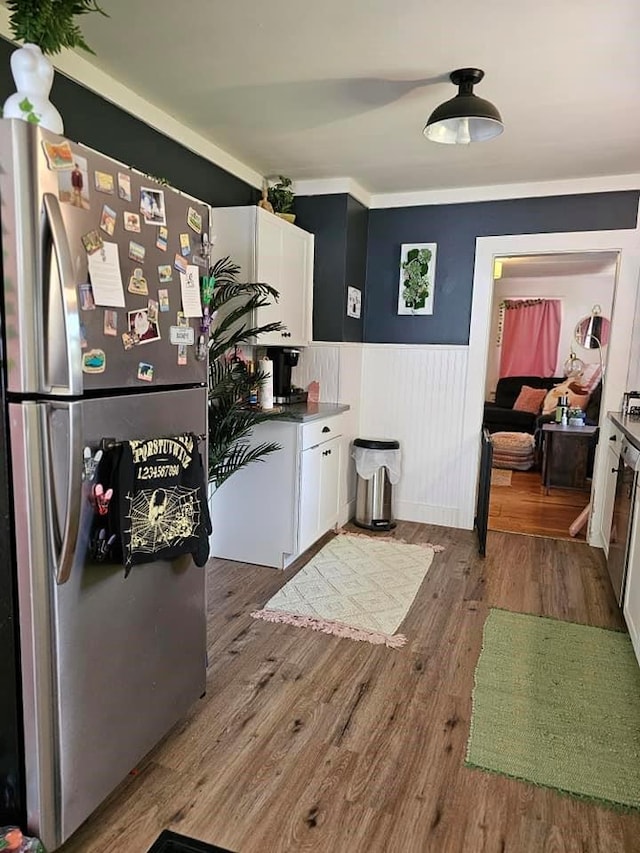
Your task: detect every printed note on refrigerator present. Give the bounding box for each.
[179,265,202,317]
[87,242,126,308]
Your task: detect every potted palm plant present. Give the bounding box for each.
[206,256,285,489]
[3,0,108,132]
[267,175,296,223]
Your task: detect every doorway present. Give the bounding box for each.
[484,252,617,541]
[462,225,640,551]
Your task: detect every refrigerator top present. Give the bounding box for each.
[0,121,211,396]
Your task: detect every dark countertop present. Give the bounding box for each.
[267,402,350,423]
[609,412,640,448]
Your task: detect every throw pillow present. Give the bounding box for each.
[513,386,547,414]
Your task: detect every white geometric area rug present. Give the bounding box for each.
[251,532,444,649]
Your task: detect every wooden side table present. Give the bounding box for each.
[541,423,598,494]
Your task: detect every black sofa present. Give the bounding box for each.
[483,375,564,435]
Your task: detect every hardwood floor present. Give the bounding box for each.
[59,522,639,853]
[489,469,591,541]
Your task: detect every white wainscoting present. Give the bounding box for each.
[296,342,471,529]
[360,345,470,528]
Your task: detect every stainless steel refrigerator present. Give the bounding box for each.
[0,120,210,850]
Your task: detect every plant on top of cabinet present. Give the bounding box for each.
[207,255,284,488]
[267,175,296,223]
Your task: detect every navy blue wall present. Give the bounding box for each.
[344,195,368,342]
[296,193,369,342]
[296,194,347,342]
[365,191,640,345]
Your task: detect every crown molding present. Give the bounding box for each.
[369,174,640,209]
[0,13,263,190]
[293,177,372,208]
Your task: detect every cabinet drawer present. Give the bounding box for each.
[301,416,343,450]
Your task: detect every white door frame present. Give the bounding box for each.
[460,218,640,544]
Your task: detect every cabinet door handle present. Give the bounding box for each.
[322,426,330,433]
[610,435,617,442]
[612,467,619,473]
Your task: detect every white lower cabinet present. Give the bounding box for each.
[211,415,343,568]
[600,440,621,555]
[624,479,640,667]
[299,435,341,555]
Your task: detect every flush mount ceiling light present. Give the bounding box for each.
[424,68,504,145]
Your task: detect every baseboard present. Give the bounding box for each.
[394,500,470,530]
[339,499,356,527]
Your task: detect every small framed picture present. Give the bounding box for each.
[117,172,132,202]
[174,253,187,274]
[128,308,161,344]
[124,212,141,233]
[81,229,103,255]
[158,264,173,283]
[58,155,90,210]
[140,187,166,226]
[129,241,146,263]
[156,226,168,251]
[94,171,115,194]
[78,283,96,311]
[103,309,118,336]
[100,204,117,237]
[397,243,437,316]
[187,206,202,234]
[347,286,361,319]
[137,362,154,382]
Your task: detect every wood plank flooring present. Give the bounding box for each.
[489,469,590,541]
[59,523,639,853]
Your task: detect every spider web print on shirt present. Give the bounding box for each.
[125,485,202,558]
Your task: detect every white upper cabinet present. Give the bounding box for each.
[211,205,314,347]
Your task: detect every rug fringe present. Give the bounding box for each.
[250,609,408,649]
[336,528,445,553]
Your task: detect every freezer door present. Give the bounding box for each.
[0,120,209,394]
[10,387,208,850]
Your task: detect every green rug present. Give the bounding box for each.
[466,609,640,810]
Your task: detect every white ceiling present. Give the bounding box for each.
[498,252,619,279]
[76,0,640,194]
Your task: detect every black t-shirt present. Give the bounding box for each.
[97,433,211,574]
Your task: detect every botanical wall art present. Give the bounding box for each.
[397,243,437,315]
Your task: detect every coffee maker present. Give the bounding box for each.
[266,347,306,404]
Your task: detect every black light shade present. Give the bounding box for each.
[424,68,503,145]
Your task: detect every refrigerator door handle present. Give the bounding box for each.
[42,193,82,396]
[42,401,84,584]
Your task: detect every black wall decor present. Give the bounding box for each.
[0,37,258,208]
[365,191,639,345]
[296,193,368,342]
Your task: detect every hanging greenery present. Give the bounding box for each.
[6,0,108,55]
[206,256,284,488]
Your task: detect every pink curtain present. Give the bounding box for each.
[499,299,561,378]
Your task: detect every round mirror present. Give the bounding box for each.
[575,313,610,349]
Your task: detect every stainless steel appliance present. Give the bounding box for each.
[266,346,305,404]
[0,121,209,850]
[608,437,640,604]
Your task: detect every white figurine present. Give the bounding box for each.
[3,43,63,134]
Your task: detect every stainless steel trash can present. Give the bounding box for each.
[353,438,400,530]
